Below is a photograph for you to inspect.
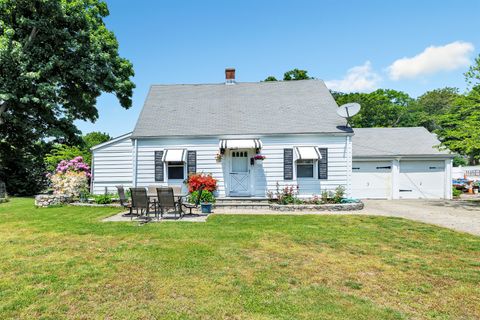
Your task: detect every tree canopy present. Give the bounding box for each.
[283,69,312,81]
[44,132,111,171]
[264,76,278,82]
[0,0,134,194]
[332,89,416,128]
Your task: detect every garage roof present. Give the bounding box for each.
[352,127,454,158]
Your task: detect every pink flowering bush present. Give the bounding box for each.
[49,157,91,197]
[55,156,91,178]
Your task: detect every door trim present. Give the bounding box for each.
[228,149,252,197]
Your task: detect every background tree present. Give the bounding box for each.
[435,86,480,164]
[283,69,312,81]
[415,87,459,131]
[264,76,277,81]
[332,89,415,128]
[44,132,111,171]
[0,0,134,195]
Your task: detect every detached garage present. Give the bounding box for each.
[351,127,453,200]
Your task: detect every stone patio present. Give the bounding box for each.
[102,211,209,222]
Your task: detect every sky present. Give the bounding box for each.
[76,0,480,137]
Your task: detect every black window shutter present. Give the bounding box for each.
[187,150,197,176]
[284,148,294,180]
[318,148,328,179]
[154,151,164,182]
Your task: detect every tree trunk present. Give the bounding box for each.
[0,101,6,125]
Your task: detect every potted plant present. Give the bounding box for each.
[200,190,215,214]
[215,153,223,162]
[253,154,266,163]
[186,173,218,214]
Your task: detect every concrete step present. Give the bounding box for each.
[216,197,269,204]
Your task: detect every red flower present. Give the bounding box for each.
[186,173,218,193]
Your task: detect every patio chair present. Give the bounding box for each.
[116,185,133,217]
[156,187,182,219]
[130,187,155,220]
[182,185,204,216]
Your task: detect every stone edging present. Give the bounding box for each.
[35,194,71,207]
[269,202,364,211]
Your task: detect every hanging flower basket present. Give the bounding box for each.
[254,154,266,163]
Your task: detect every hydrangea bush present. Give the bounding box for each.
[48,157,91,197]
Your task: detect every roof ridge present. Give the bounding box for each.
[148,79,324,87]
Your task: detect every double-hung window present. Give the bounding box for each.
[167,161,184,180]
[296,159,315,178]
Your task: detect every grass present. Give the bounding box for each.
[0,198,479,319]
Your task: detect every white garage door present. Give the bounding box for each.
[351,161,392,199]
[399,161,445,199]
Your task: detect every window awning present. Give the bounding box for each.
[295,147,321,160]
[162,149,186,162]
[219,139,262,149]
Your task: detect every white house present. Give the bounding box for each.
[91,69,453,200]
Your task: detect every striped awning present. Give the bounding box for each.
[219,139,262,149]
[162,149,186,162]
[295,147,321,160]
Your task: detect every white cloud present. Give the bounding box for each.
[387,41,474,80]
[325,61,381,92]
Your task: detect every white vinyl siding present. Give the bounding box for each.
[91,135,133,194]
[135,134,351,198]
[92,134,351,198]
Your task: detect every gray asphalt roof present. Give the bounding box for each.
[352,127,453,158]
[132,80,352,138]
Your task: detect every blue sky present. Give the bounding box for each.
[76,0,480,137]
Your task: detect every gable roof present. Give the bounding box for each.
[90,132,132,151]
[132,80,352,138]
[352,127,453,158]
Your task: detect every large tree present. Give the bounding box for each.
[416,87,460,131]
[435,86,480,164]
[332,89,415,128]
[283,68,312,81]
[0,0,134,194]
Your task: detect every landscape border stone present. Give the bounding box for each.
[269,201,364,212]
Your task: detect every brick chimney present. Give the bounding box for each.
[225,68,235,84]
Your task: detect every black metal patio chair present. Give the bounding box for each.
[130,187,155,220]
[156,187,182,219]
[116,185,133,217]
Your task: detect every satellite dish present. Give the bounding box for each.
[336,103,361,127]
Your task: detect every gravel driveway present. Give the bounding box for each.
[354,199,480,236]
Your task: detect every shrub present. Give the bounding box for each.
[452,187,462,198]
[94,194,113,204]
[268,182,299,205]
[188,190,216,204]
[186,173,217,193]
[48,157,91,198]
[333,186,345,203]
[49,171,88,198]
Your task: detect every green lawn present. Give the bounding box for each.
[0,198,479,319]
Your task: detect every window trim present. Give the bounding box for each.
[296,159,316,179]
[167,161,185,180]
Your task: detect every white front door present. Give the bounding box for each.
[230,150,250,196]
